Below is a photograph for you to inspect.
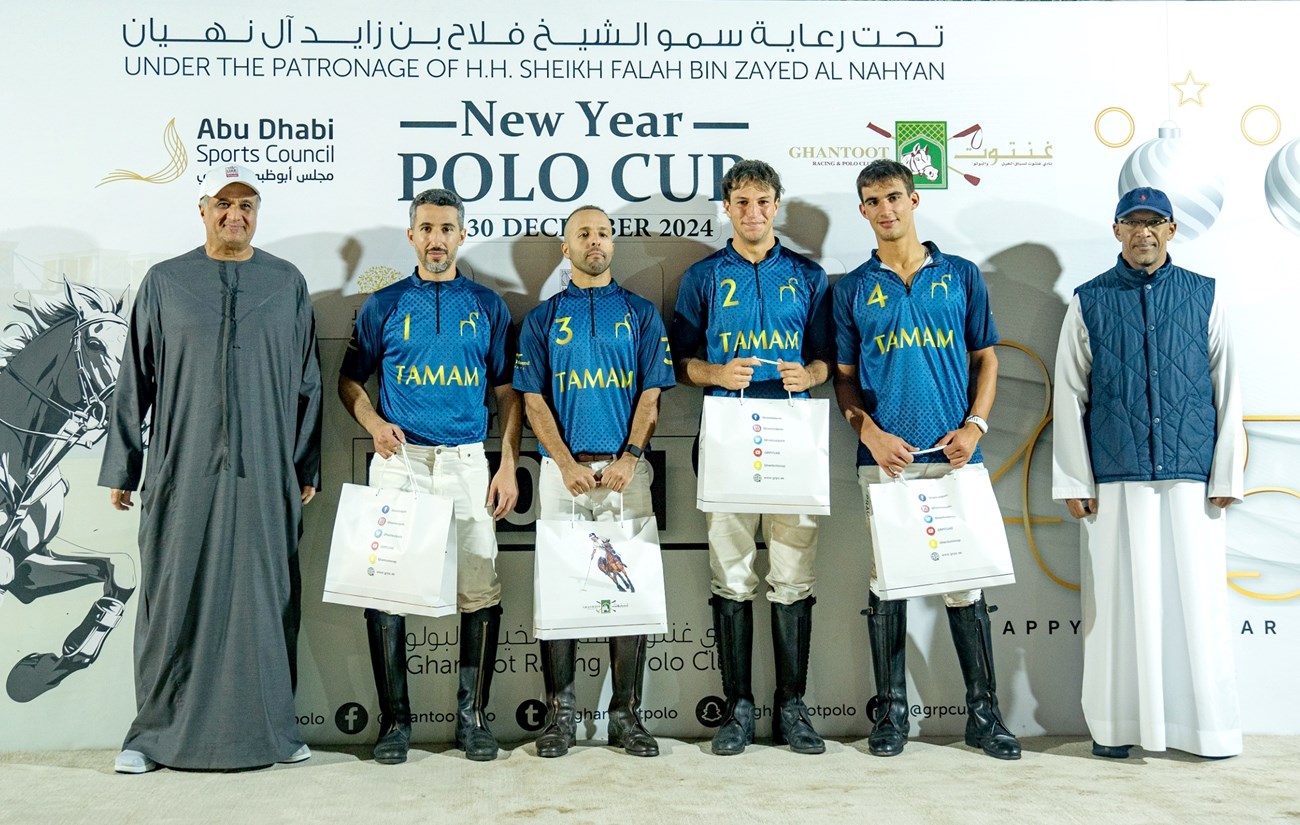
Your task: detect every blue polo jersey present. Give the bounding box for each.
[833,242,999,466]
[513,280,675,456]
[341,271,513,446]
[670,238,832,399]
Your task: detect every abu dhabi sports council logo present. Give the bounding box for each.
[97,118,189,188]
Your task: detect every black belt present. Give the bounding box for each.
[574,452,618,463]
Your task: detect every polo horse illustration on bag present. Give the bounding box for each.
[0,280,133,702]
[589,532,635,593]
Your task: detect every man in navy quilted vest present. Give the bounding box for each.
[1052,186,1244,759]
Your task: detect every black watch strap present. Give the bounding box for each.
[622,443,645,460]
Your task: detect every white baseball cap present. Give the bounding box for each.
[198,164,261,201]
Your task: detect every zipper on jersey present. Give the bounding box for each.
[752,261,770,336]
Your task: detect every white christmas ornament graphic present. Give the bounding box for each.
[1118,126,1224,241]
[1264,138,1300,237]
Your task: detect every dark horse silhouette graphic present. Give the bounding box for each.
[0,280,131,702]
[589,531,635,593]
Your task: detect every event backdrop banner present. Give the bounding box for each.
[2,1,1298,750]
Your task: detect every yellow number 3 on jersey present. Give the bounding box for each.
[554,316,574,345]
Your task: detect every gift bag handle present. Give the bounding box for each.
[397,444,419,492]
[738,385,795,406]
[566,490,626,527]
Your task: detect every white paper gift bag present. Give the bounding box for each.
[323,450,458,618]
[696,394,831,515]
[867,466,1015,600]
[533,510,667,640]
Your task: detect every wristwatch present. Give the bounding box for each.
[621,443,645,461]
[964,415,989,434]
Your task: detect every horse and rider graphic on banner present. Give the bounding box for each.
[0,280,134,703]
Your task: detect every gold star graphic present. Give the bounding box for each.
[1171,71,1209,106]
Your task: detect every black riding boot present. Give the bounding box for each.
[365,609,411,764]
[456,605,501,762]
[864,593,909,757]
[771,598,825,754]
[6,596,126,703]
[947,598,1022,760]
[607,635,659,757]
[535,639,578,758]
[710,597,755,756]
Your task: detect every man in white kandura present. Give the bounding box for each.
[1053,186,1244,759]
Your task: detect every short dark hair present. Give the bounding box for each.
[855,160,915,200]
[409,188,465,228]
[720,159,784,203]
[565,204,611,225]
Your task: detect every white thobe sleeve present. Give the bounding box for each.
[1207,291,1245,501]
[1052,294,1096,500]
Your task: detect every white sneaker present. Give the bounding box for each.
[279,744,311,764]
[114,749,158,774]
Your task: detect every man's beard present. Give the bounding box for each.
[423,254,453,274]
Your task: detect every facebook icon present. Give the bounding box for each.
[335,702,369,734]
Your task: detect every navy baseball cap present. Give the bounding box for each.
[1115,187,1174,221]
